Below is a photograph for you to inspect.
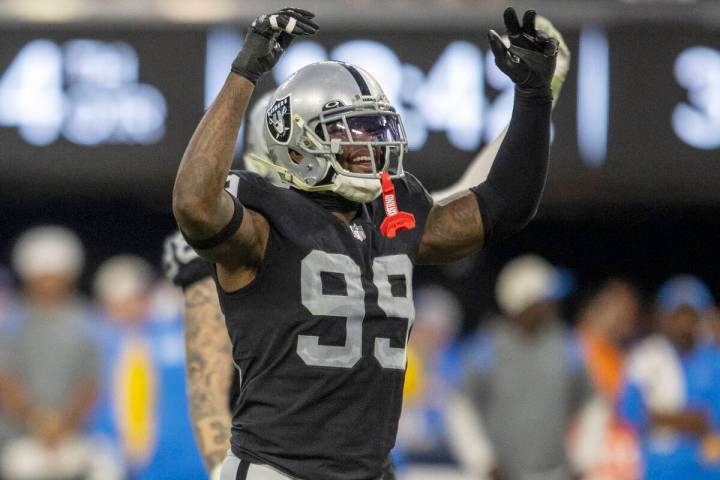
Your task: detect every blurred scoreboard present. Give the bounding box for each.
[0,29,206,203]
[0,24,718,209]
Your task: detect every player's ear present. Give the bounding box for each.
[289,149,303,164]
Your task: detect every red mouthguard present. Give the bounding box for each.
[379,172,416,238]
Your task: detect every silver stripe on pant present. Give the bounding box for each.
[219,450,388,480]
[220,451,297,480]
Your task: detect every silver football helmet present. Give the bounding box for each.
[262,61,408,203]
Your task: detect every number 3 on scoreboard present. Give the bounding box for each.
[297,250,414,370]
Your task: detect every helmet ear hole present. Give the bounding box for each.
[288,149,304,164]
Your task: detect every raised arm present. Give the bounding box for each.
[172,73,254,263]
[172,9,318,268]
[430,15,570,202]
[418,8,558,264]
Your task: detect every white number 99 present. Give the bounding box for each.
[298,250,414,370]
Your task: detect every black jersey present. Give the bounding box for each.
[214,171,433,480]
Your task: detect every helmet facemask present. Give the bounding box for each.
[316,106,406,179]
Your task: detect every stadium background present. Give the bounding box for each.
[0,0,719,479]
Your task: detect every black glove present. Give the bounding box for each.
[488,8,558,91]
[162,231,211,289]
[231,7,319,84]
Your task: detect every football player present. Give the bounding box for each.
[172,6,559,479]
[165,17,568,473]
[164,93,399,479]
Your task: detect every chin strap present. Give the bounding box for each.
[379,172,415,238]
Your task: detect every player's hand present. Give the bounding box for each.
[162,231,211,288]
[530,16,570,106]
[231,8,319,84]
[488,8,558,91]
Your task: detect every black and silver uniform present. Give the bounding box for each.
[214,171,432,480]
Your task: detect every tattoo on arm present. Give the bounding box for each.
[418,191,485,264]
[184,278,233,471]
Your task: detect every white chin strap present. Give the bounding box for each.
[329,174,382,203]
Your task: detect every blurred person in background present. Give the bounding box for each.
[0,226,102,480]
[570,280,642,479]
[618,275,720,480]
[448,255,594,480]
[394,284,465,479]
[578,280,640,401]
[89,254,205,479]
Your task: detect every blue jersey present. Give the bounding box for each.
[87,313,206,480]
[618,341,720,480]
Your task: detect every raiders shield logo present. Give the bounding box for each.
[266,95,292,144]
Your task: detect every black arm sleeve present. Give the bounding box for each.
[470,86,552,246]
